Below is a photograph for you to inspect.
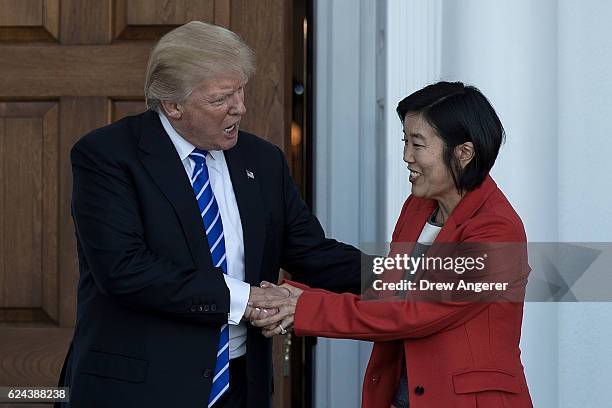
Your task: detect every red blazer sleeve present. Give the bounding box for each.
[294,291,489,341]
[293,214,527,341]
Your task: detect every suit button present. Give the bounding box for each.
[371,376,379,383]
[211,304,217,312]
[204,304,210,312]
[202,369,212,378]
[190,305,197,312]
[414,385,425,396]
[197,305,203,312]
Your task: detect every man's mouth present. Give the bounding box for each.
[224,124,237,134]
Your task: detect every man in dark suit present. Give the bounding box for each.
[57,21,364,408]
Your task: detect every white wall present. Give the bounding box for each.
[383,0,442,238]
[557,1,612,406]
[313,0,379,405]
[557,0,612,241]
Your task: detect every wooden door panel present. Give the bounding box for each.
[0,102,59,321]
[0,0,44,26]
[125,0,215,25]
[60,0,112,44]
[112,100,147,122]
[115,0,227,40]
[0,328,72,385]
[2,117,44,308]
[0,102,67,404]
[0,0,59,42]
[0,45,150,97]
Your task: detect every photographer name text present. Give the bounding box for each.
[372,279,508,293]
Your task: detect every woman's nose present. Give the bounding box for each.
[403,143,414,163]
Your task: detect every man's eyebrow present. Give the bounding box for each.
[206,90,233,98]
[206,86,243,99]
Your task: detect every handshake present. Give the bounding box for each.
[244,281,303,337]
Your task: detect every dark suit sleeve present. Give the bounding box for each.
[277,147,371,294]
[70,139,229,324]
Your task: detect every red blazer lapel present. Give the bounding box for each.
[435,175,499,244]
[392,197,436,244]
[435,176,497,242]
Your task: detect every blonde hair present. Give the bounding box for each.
[144,21,255,112]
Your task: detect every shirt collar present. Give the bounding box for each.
[157,111,223,163]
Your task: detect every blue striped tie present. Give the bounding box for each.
[189,149,230,407]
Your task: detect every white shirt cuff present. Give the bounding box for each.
[223,275,250,325]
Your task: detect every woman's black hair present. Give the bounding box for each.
[396,81,505,193]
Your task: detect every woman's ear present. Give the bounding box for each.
[160,100,183,120]
[455,142,475,169]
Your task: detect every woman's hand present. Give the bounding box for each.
[250,281,303,337]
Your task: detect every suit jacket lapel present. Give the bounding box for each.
[136,111,213,269]
[224,136,265,286]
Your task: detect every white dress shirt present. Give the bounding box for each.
[417,221,442,245]
[159,112,249,359]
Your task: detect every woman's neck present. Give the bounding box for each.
[435,192,464,224]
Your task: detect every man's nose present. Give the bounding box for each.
[229,94,246,115]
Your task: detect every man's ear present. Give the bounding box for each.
[455,141,475,169]
[160,100,182,120]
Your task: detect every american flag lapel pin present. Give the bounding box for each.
[246,169,255,179]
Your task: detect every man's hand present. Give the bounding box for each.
[243,304,276,321]
[250,282,303,337]
[242,283,289,321]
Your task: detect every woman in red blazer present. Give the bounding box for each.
[253,82,533,408]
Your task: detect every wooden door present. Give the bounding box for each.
[0,1,292,406]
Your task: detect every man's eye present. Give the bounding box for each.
[413,143,424,148]
[210,98,225,105]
